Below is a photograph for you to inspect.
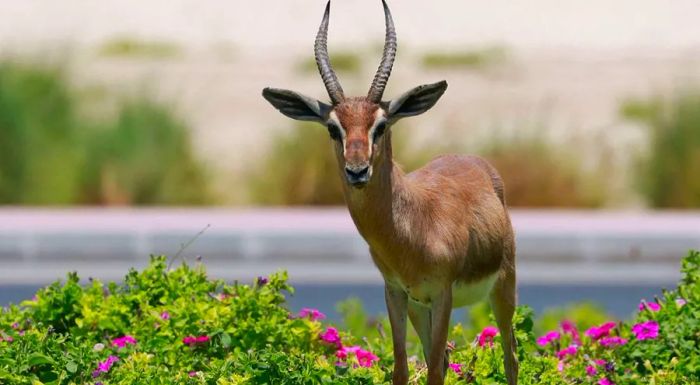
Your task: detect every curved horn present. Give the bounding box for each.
[315,1,345,105]
[367,0,397,103]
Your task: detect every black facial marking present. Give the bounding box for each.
[373,121,387,143]
[327,121,342,141]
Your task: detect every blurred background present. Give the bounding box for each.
[1,0,699,320]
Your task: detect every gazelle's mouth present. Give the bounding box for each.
[345,165,371,186]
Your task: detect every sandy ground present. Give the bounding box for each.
[1,1,700,203]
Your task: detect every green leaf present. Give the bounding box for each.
[27,354,55,367]
[65,362,77,373]
[221,332,232,348]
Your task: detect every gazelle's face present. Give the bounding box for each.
[262,0,447,189]
[327,98,388,186]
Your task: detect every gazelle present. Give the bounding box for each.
[262,1,518,384]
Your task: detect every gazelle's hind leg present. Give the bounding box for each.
[407,301,431,363]
[407,302,450,376]
[489,266,518,385]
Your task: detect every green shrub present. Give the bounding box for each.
[0,61,87,204]
[621,92,700,208]
[0,60,211,205]
[81,99,212,205]
[1,251,697,384]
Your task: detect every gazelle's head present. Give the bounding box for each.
[263,0,447,187]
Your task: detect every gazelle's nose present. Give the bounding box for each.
[345,165,370,186]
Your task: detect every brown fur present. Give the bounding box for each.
[330,103,518,385]
[333,98,379,167]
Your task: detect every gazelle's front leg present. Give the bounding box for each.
[385,282,409,385]
[427,285,452,385]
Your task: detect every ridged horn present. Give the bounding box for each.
[367,0,397,103]
[314,1,345,105]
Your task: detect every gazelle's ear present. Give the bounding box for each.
[386,81,448,121]
[262,88,331,123]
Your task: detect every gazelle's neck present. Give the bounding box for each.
[342,133,414,242]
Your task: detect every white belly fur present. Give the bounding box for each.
[451,273,498,308]
[405,273,498,309]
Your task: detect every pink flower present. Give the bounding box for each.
[585,322,616,340]
[160,311,170,320]
[557,360,564,372]
[356,348,379,367]
[556,345,578,360]
[675,298,687,307]
[183,335,210,346]
[319,327,342,348]
[335,345,378,367]
[594,359,606,366]
[93,355,119,377]
[561,320,581,344]
[599,336,627,347]
[536,330,561,347]
[449,363,462,374]
[631,321,659,340]
[298,308,326,321]
[638,300,661,312]
[599,378,614,385]
[586,365,597,376]
[336,345,360,359]
[111,335,137,348]
[478,326,499,347]
[188,371,197,377]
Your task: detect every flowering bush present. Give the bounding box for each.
[0,251,697,384]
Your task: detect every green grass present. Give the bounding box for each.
[421,46,508,70]
[297,51,362,75]
[98,37,181,59]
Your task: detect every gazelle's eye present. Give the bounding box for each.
[327,122,342,141]
[373,121,387,142]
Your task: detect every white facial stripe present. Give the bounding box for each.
[328,111,348,158]
[328,111,346,142]
[368,109,387,148]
